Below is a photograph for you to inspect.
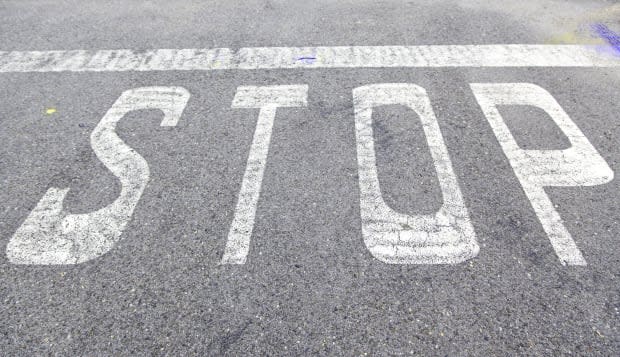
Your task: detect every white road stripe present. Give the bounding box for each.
[6,87,190,264]
[221,85,308,264]
[354,84,479,264]
[471,83,614,266]
[0,45,618,73]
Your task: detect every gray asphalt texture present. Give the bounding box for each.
[1,0,619,355]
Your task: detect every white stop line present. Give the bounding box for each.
[0,45,619,72]
[2,45,618,266]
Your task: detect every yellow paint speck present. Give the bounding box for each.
[45,108,57,115]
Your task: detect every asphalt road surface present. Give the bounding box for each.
[1,1,620,355]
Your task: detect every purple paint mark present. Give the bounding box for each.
[296,56,317,64]
[592,23,620,57]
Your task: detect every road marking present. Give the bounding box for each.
[353,84,479,264]
[6,87,190,264]
[471,83,614,266]
[0,45,618,73]
[3,44,618,266]
[221,85,308,264]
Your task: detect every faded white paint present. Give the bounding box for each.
[221,85,308,264]
[0,45,618,73]
[353,84,479,264]
[471,83,614,265]
[6,87,190,264]
[3,44,618,267]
